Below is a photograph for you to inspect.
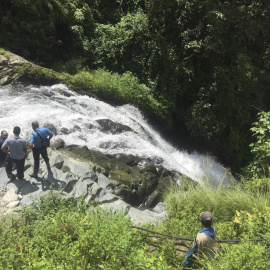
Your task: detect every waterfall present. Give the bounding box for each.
[0,84,232,184]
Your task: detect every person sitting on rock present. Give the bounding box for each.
[0,130,8,162]
[1,126,27,180]
[182,211,216,268]
[29,121,53,178]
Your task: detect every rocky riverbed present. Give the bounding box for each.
[0,134,193,225]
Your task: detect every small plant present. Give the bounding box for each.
[0,48,10,59]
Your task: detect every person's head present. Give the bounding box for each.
[1,130,8,139]
[200,212,213,228]
[32,121,39,130]
[13,126,21,136]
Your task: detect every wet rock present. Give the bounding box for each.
[60,127,70,134]
[44,123,57,135]
[96,119,133,134]
[73,125,81,132]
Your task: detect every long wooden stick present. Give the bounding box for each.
[131,226,270,244]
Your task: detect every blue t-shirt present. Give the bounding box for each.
[29,127,53,148]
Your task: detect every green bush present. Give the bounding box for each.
[202,242,270,270]
[0,192,170,269]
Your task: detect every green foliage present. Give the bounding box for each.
[0,0,96,63]
[163,181,270,239]
[0,192,170,269]
[0,48,10,59]
[202,242,270,270]
[71,69,170,119]
[244,111,270,178]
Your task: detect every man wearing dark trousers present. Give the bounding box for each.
[29,121,53,178]
[1,126,27,180]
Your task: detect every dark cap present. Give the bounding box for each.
[13,126,21,135]
[200,212,213,223]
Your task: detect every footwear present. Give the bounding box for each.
[29,169,38,178]
[7,174,15,180]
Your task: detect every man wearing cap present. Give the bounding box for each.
[1,126,27,180]
[182,211,216,268]
[0,130,8,162]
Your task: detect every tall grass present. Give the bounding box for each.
[165,181,270,224]
[160,178,270,242]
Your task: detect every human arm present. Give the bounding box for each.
[182,237,199,267]
[29,133,35,149]
[24,148,28,158]
[1,140,9,155]
[1,146,9,155]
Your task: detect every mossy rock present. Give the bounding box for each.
[109,170,132,183]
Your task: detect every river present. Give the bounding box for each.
[0,83,232,184]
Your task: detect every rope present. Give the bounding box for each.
[131,226,270,244]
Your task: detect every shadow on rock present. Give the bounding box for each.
[44,171,67,191]
[8,178,39,196]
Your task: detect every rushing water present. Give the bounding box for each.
[0,84,232,184]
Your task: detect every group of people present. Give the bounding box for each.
[0,121,53,180]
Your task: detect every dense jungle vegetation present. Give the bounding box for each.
[1,0,270,171]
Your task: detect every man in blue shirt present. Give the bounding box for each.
[29,121,53,178]
[182,212,216,268]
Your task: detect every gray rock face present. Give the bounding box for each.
[0,51,28,85]
[0,136,194,225]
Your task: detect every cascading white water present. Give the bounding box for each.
[0,84,232,184]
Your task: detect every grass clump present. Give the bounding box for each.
[0,48,10,59]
